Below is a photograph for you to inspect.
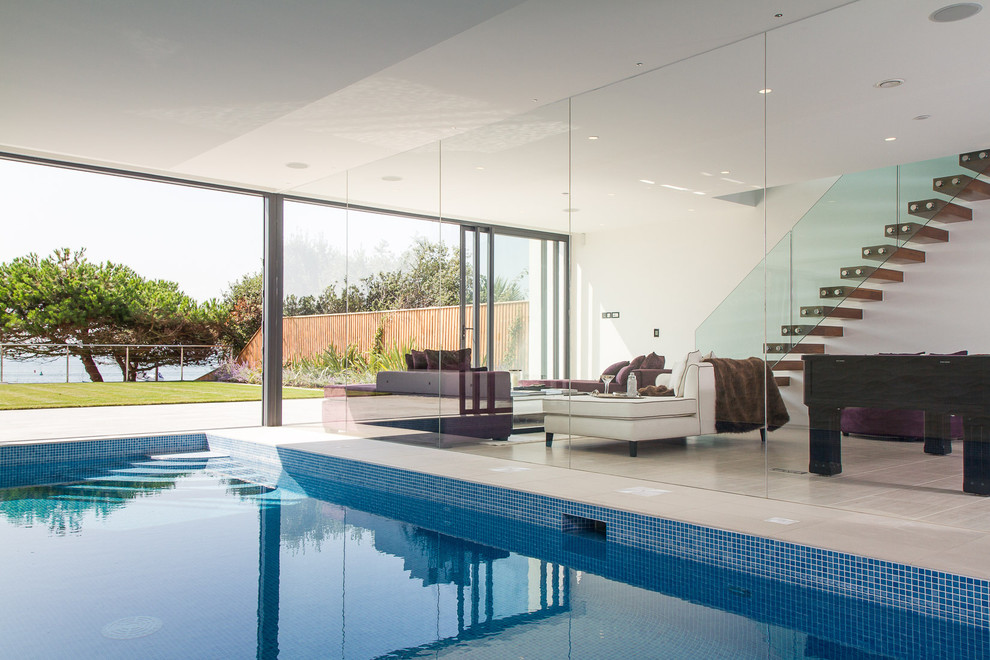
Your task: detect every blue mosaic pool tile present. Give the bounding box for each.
[0,433,208,469]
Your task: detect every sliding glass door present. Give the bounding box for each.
[459,226,567,381]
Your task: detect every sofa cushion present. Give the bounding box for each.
[641,352,665,370]
[615,355,646,388]
[409,350,429,370]
[424,348,472,370]
[670,350,702,397]
[600,360,630,381]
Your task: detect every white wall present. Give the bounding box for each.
[570,176,838,379]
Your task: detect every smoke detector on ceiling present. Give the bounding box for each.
[930,3,982,22]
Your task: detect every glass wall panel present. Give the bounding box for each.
[282,144,449,451]
[568,36,767,492]
[438,100,570,462]
[281,180,348,430]
[0,159,264,441]
[763,7,990,530]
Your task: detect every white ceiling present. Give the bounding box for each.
[2,0,989,233]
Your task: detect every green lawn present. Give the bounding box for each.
[0,382,324,410]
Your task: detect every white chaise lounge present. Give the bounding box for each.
[543,359,715,457]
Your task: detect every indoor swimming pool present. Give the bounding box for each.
[1,439,987,659]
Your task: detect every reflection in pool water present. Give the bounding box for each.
[0,454,985,659]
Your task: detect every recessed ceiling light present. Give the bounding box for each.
[588,135,599,140]
[913,114,931,120]
[635,62,644,67]
[531,98,539,103]
[381,175,403,181]
[661,184,689,191]
[874,78,904,89]
[693,191,706,195]
[639,179,655,184]
[884,136,897,141]
[475,166,485,170]
[607,193,616,196]
[930,3,982,22]
[758,88,772,94]
[720,170,730,174]
[285,162,309,169]
[774,13,783,18]
[700,171,713,177]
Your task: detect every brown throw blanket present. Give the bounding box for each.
[704,357,790,433]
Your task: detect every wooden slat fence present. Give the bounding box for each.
[237,301,529,370]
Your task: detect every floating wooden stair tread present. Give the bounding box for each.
[839,266,903,282]
[959,150,990,176]
[883,223,948,244]
[765,342,825,354]
[774,376,791,387]
[772,360,804,371]
[907,198,972,222]
[933,174,990,202]
[861,244,925,263]
[819,286,883,301]
[781,324,843,337]
[800,305,863,320]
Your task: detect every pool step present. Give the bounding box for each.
[149,451,230,461]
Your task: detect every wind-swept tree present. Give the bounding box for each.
[0,248,223,381]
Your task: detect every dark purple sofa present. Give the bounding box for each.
[518,352,671,393]
[840,407,963,441]
[322,348,512,441]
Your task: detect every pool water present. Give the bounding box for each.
[0,453,985,659]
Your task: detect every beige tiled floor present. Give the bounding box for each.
[448,425,990,526]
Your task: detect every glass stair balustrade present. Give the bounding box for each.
[696,150,988,387]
